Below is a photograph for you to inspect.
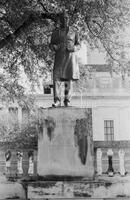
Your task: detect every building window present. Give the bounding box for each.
[104,120,114,141]
[9,107,18,116]
[44,85,52,94]
[97,76,111,89]
[8,107,18,123]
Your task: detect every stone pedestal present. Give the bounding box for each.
[37,107,94,178]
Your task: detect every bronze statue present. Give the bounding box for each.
[50,13,80,107]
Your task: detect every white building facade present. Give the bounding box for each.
[34,64,130,143]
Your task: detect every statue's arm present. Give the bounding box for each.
[49,30,60,51]
[74,32,81,52]
[67,32,80,52]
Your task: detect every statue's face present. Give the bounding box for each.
[60,15,69,28]
[56,14,69,29]
[56,18,61,28]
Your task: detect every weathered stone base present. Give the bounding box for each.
[0,175,25,199]
[28,178,130,199]
[38,107,94,177]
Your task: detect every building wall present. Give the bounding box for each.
[93,107,120,141]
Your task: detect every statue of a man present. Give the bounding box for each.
[50,13,80,107]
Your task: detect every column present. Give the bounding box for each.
[5,150,11,176]
[17,151,23,175]
[28,151,34,175]
[18,106,22,124]
[118,149,126,176]
[96,148,102,175]
[107,148,114,177]
[33,150,37,176]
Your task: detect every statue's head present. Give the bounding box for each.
[55,17,61,28]
[56,11,69,29]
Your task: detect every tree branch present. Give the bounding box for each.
[0,12,57,50]
[101,41,120,63]
[37,0,49,13]
[73,0,83,14]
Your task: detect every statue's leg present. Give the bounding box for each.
[52,80,61,107]
[64,80,72,106]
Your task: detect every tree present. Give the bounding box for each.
[0,107,43,148]
[0,0,130,101]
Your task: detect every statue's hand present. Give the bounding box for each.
[67,46,75,52]
[68,45,80,52]
[60,42,67,51]
[74,45,80,52]
[67,42,80,52]
[53,44,60,51]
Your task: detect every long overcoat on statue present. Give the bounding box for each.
[50,27,80,81]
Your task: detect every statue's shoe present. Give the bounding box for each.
[52,101,61,107]
[64,99,70,107]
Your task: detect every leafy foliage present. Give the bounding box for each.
[0,0,130,100]
[0,108,44,148]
